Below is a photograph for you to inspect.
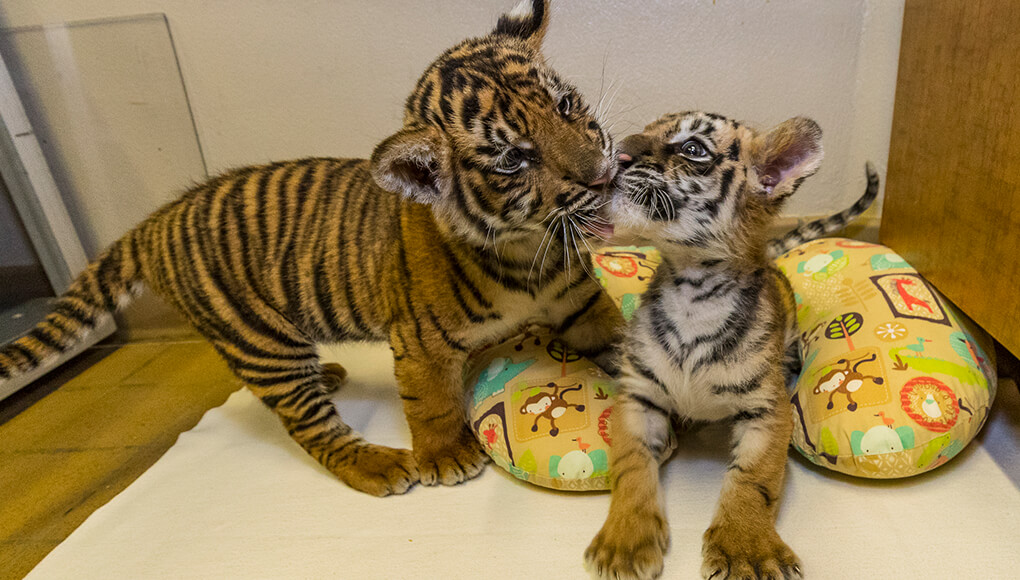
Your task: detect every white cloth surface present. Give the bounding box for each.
[27,343,1020,579]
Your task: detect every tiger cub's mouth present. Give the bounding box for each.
[575,163,618,240]
[577,206,615,240]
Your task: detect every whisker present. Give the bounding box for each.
[561,215,571,283]
[529,211,562,286]
[538,213,561,283]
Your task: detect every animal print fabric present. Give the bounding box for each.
[777,238,997,478]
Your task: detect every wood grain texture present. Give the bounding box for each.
[881,0,1020,357]
[0,341,239,580]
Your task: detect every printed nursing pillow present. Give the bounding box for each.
[591,246,662,321]
[467,326,619,490]
[466,246,659,491]
[776,238,997,478]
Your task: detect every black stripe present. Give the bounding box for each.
[554,291,601,333]
[702,166,735,218]
[96,247,123,309]
[426,305,467,351]
[460,92,480,129]
[449,175,492,240]
[627,355,670,395]
[46,314,75,337]
[712,369,767,395]
[189,192,308,349]
[260,378,318,408]
[437,239,495,309]
[28,327,64,351]
[291,408,341,436]
[54,301,96,327]
[628,393,672,418]
[555,269,593,300]
[727,140,741,161]
[177,203,309,360]
[289,399,333,430]
[732,407,771,422]
[692,280,736,302]
[8,343,41,367]
[396,241,428,352]
[336,173,376,337]
[230,168,270,301]
[243,370,319,387]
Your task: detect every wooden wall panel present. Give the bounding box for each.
[881,0,1020,356]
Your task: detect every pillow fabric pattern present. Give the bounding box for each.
[775,238,997,478]
[467,326,618,490]
[470,240,996,487]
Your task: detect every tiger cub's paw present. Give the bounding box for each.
[414,426,490,486]
[701,525,802,580]
[336,444,419,497]
[320,363,348,393]
[585,510,669,580]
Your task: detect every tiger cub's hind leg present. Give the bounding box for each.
[701,379,801,580]
[320,362,348,393]
[217,341,418,496]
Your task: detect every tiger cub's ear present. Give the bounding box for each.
[752,117,824,201]
[492,0,550,51]
[371,126,449,204]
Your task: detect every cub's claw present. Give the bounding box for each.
[585,511,669,580]
[415,427,490,486]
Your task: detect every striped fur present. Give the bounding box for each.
[587,111,877,579]
[767,161,879,258]
[0,0,626,497]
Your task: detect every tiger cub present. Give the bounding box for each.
[0,0,625,497]
[585,110,878,579]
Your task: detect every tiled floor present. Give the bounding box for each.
[0,338,240,580]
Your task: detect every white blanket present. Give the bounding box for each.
[27,343,1020,579]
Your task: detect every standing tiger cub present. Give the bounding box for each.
[585,111,878,579]
[0,0,625,497]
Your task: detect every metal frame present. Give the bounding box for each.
[0,48,115,401]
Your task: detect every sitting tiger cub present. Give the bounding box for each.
[585,111,877,579]
[0,0,624,497]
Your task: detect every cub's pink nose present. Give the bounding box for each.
[618,153,633,162]
[588,167,615,187]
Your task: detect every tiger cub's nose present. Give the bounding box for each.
[588,167,614,187]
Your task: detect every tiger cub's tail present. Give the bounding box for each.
[0,230,145,381]
[767,161,880,259]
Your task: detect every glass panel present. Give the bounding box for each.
[0,174,52,310]
[0,13,207,259]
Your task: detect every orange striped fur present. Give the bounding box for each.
[0,0,625,497]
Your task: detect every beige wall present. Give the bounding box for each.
[1,0,903,247]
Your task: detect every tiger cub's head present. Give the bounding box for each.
[371,0,616,250]
[609,111,824,258]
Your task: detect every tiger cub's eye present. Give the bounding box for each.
[494,148,529,174]
[679,139,708,159]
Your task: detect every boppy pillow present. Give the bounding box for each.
[591,246,662,321]
[465,246,660,491]
[466,326,619,490]
[469,241,997,487]
[775,238,998,478]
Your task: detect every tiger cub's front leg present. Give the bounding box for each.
[556,290,627,375]
[392,341,489,486]
[586,381,676,580]
[701,376,802,580]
